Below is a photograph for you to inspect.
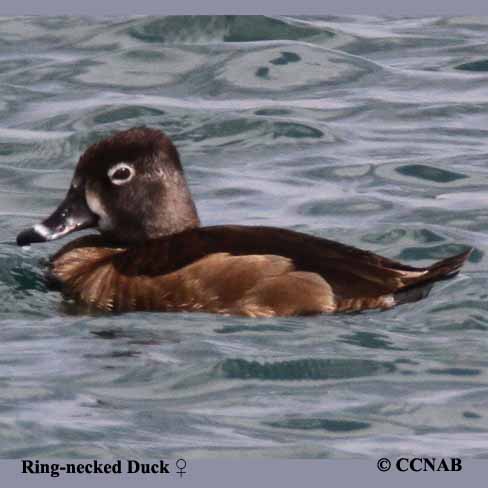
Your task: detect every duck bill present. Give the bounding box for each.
[16,187,98,246]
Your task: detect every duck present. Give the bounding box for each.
[16,127,471,317]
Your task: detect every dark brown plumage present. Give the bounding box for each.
[17,127,471,317]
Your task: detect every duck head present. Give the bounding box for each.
[17,127,200,246]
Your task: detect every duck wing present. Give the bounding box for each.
[181,225,469,296]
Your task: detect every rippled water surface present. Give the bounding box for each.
[1,15,488,459]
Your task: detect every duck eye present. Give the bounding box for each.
[108,163,134,186]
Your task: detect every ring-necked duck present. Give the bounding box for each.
[17,127,471,316]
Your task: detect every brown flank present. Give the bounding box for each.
[49,226,471,317]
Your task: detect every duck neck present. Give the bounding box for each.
[151,184,201,239]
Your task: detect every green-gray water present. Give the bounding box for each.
[1,15,488,458]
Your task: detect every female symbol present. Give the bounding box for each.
[176,458,187,478]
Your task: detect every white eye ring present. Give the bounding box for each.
[108,162,135,186]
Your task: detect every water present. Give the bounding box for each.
[1,15,488,459]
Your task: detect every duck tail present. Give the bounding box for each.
[394,248,472,306]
